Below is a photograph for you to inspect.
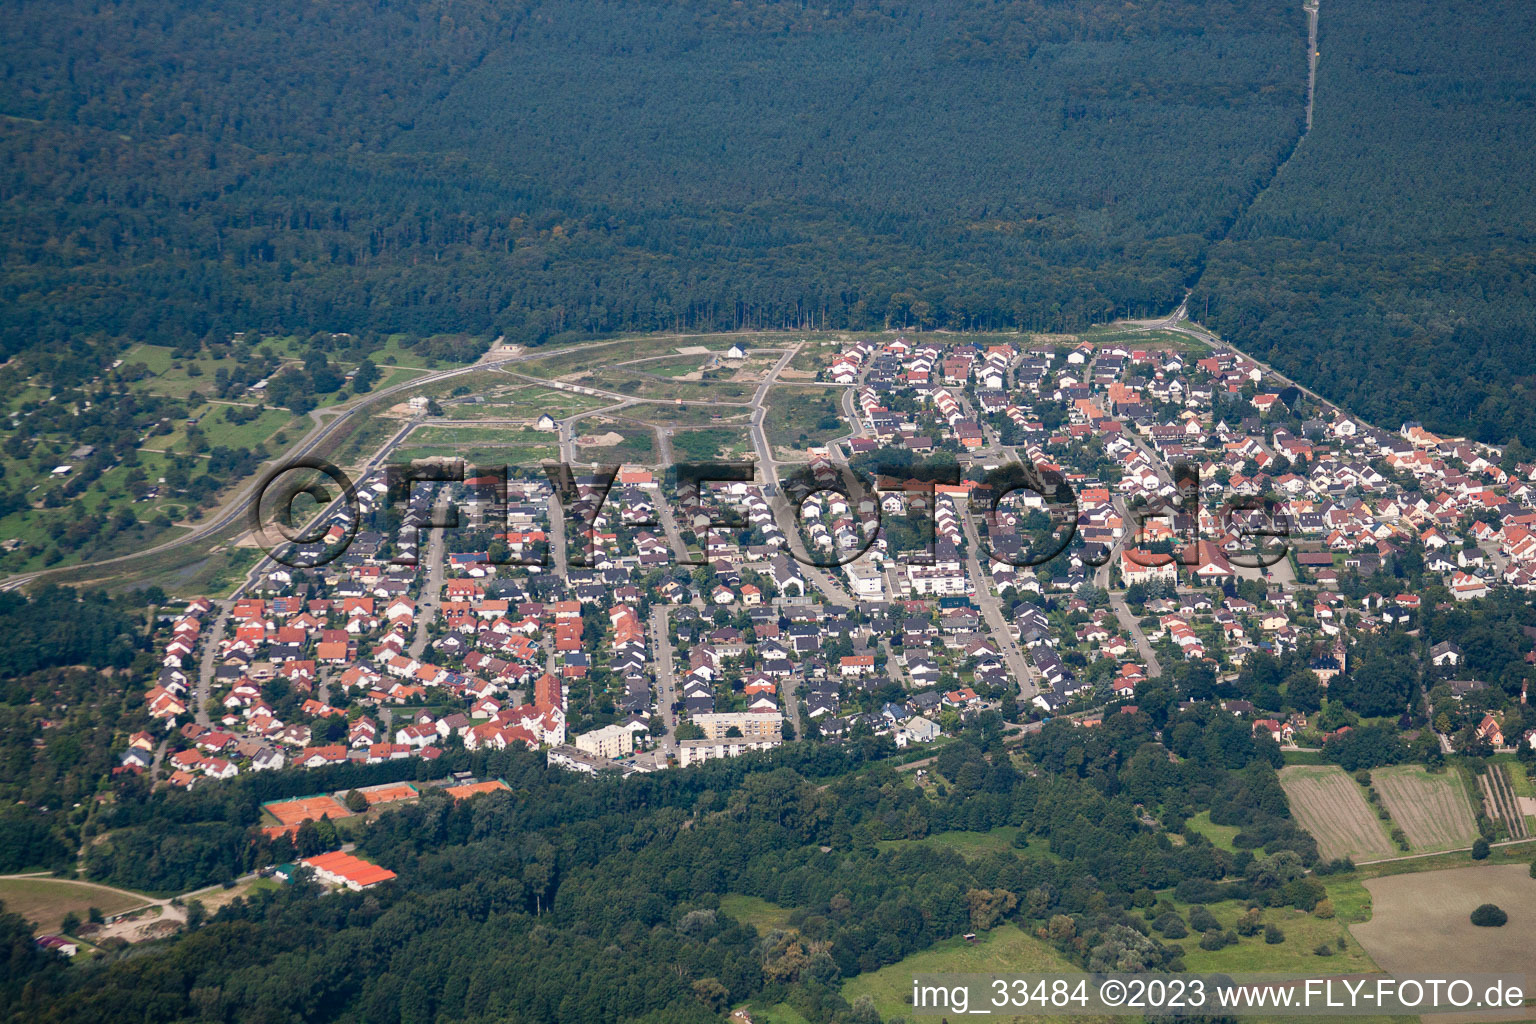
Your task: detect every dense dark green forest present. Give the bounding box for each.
[1192,0,1536,444]
[4,0,1532,441]
[0,585,147,678]
[5,711,1318,1024]
[1,0,1301,357]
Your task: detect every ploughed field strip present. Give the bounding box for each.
[1478,764,1528,839]
[1279,765,1395,861]
[1371,766,1478,852]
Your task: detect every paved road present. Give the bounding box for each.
[649,604,678,755]
[958,498,1039,702]
[880,638,911,688]
[1109,592,1163,678]
[736,343,858,605]
[652,483,693,562]
[195,600,232,727]
[547,478,570,577]
[408,490,452,660]
[747,344,806,486]
[780,669,805,740]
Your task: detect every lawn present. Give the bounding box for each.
[409,425,555,449]
[326,414,406,470]
[186,876,282,916]
[839,925,1115,1024]
[0,877,153,934]
[391,444,557,467]
[631,354,712,378]
[788,340,846,373]
[1184,810,1241,852]
[520,336,708,380]
[1172,877,1378,975]
[718,894,795,935]
[875,826,1030,861]
[737,1002,812,1024]
[157,405,298,453]
[119,342,305,400]
[1075,326,1212,355]
[582,369,754,404]
[622,404,752,427]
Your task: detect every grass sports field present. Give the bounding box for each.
[1280,765,1395,861]
[1372,765,1480,852]
[0,877,152,934]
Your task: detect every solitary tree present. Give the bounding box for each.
[1470,904,1508,927]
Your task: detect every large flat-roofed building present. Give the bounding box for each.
[843,559,885,599]
[574,723,635,759]
[690,711,783,743]
[677,736,781,767]
[547,744,623,775]
[300,850,396,890]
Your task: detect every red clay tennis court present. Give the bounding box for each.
[358,782,420,805]
[263,794,353,826]
[444,780,511,800]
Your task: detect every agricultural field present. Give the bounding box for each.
[1280,765,1396,862]
[1372,766,1480,853]
[1498,756,1536,832]
[1479,763,1532,840]
[1351,865,1536,978]
[0,877,152,934]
